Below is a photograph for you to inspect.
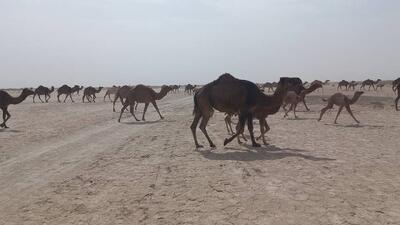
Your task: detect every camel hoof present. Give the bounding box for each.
[196,145,204,149]
[210,144,216,148]
[252,143,261,148]
[161,117,164,120]
[223,138,230,146]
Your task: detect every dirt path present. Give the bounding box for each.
[1,88,400,225]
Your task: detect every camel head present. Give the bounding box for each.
[21,88,35,97]
[161,85,173,93]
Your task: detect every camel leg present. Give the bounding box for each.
[57,94,61,103]
[284,104,293,118]
[151,101,164,120]
[63,94,68,103]
[104,93,107,102]
[246,114,260,147]
[38,95,44,103]
[118,101,129,122]
[224,114,232,134]
[302,99,310,111]
[259,119,269,145]
[1,108,10,128]
[345,105,359,123]
[190,112,203,148]
[142,103,149,121]
[334,106,344,124]
[45,94,50,102]
[82,94,85,103]
[129,102,140,121]
[33,94,36,103]
[318,103,333,121]
[293,103,298,118]
[199,115,216,148]
[395,95,400,111]
[224,114,246,146]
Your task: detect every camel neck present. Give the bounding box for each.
[156,88,169,100]
[350,93,362,105]
[11,93,29,105]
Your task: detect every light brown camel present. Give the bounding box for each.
[318,91,364,124]
[82,87,103,103]
[33,85,54,103]
[103,86,120,102]
[360,79,381,91]
[337,80,349,90]
[0,88,34,128]
[57,85,82,103]
[392,78,400,92]
[113,85,133,112]
[191,73,301,148]
[283,83,322,118]
[395,83,400,111]
[118,85,172,122]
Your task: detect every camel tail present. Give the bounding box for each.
[193,92,199,115]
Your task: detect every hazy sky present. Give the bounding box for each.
[1,0,399,88]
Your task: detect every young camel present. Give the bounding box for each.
[191,73,300,148]
[33,85,54,103]
[104,86,120,102]
[57,85,82,103]
[118,85,172,122]
[318,91,364,124]
[283,83,322,118]
[82,87,103,103]
[0,88,34,128]
[113,85,133,112]
[395,83,400,111]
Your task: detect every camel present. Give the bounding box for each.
[118,85,172,122]
[82,87,103,103]
[73,86,84,95]
[360,79,381,91]
[103,86,120,102]
[337,80,350,90]
[318,91,364,124]
[287,81,313,111]
[185,84,196,94]
[171,85,180,93]
[33,85,54,103]
[262,82,275,92]
[190,73,301,148]
[348,81,357,90]
[57,85,82,103]
[392,78,400,92]
[0,88,34,128]
[283,83,322,118]
[375,81,385,91]
[310,80,329,92]
[113,85,133,112]
[395,83,400,111]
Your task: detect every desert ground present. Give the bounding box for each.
[1,84,400,225]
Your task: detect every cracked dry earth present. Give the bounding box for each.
[1,87,400,225]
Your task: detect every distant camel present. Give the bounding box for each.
[283,83,322,118]
[171,85,180,93]
[360,79,381,91]
[191,73,301,148]
[185,84,196,94]
[113,85,133,112]
[375,81,385,91]
[348,81,357,90]
[82,87,103,103]
[104,86,119,102]
[262,82,276,92]
[310,80,329,92]
[318,91,364,124]
[0,88,34,128]
[57,85,82,103]
[73,86,84,95]
[395,83,400,111]
[118,85,172,122]
[33,85,54,103]
[392,78,400,92]
[337,80,350,90]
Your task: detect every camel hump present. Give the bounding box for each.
[216,73,237,83]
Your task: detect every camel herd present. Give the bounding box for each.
[1,77,400,147]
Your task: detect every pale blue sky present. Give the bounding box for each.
[0,0,399,88]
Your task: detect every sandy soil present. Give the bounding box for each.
[1,85,400,225]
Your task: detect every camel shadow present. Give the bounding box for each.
[325,123,384,129]
[122,119,177,125]
[285,117,316,121]
[0,129,21,133]
[198,145,335,162]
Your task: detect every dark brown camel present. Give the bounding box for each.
[82,87,103,103]
[337,80,350,90]
[113,85,133,112]
[57,85,82,103]
[348,81,357,90]
[190,73,300,148]
[360,79,381,91]
[224,77,302,145]
[318,91,364,124]
[392,78,400,92]
[395,83,400,111]
[73,86,84,95]
[33,85,54,103]
[185,84,196,94]
[118,85,172,122]
[0,88,34,128]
